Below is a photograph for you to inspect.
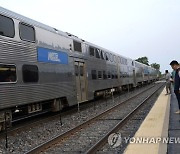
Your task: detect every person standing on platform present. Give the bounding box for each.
[171,70,176,86]
[165,70,171,95]
[170,60,180,114]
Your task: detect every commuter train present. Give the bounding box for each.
[0,7,159,130]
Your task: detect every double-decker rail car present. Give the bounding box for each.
[0,7,78,130]
[0,7,159,130]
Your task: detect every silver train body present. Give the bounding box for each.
[0,7,159,129]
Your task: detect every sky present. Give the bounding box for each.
[0,0,179,72]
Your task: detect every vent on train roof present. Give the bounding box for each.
[53,28,59,33]
[66,32,78,38]
[66,32,85,42]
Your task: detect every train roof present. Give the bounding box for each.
[134,61,157,70]
[85,41,132,60]
[0,6,157,70]
[0,6,69,38]
[0,7,133,61]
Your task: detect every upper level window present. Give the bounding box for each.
[112,54,114,62]
[0,15,15,38]
[22,65,39,83]
[120,57,127,65]
[0,64,17,83]
[125,59,127,65]
[110,54,113,62]
[19,23,35,42]
[95,49,100,58]
[73,40,82,52]
[101,50,104,60]
[132,61,134,66]
[89,47,94,56]
[114,55,116,63]
[105,53,109,61]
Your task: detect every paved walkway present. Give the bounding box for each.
[124,88,171,154]
[168,92,180,154]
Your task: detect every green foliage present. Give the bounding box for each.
[150,63,160,70]
[135,57,161,74]
[135,56,149,66]
[135,57,160,70]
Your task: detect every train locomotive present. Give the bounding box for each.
[0,7,159,130]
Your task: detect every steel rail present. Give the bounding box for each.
[25,84,159,154]
[85,84,164,154]
[0,85,138,136]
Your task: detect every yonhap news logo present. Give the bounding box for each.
[108,133,122,148]
[108,133,180,148]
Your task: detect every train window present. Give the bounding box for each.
[110,54,113,62]
[19,23,35,42]
[123,73,126,78]
[73,40,82,52]
[120,57,128,65]
[114,55,116,63]
[100,51,104,60]
[22,65,39,83]
[95,49,100,58]
[112,54,114,62]
[132,61,134,66]
[121,58,123,64]
[109,54,111,61]
[120,57,122,64]
[111,55,114,62]
[122,58,124,64]
[105,53,109,61]
[108,71,111,79]
[0,64,17,83]
[121,58,124,64]
[125,59,127,65]
[91,70,97,80]
[119,72,122,78]
[0,15,15,38]
[80,66,84,76]
[115,73,118,79]
[89,47,94,56]
[98,71,102,79]
[103,71,107,79]
[118,57,120,63]
[75,65,78,76]
[112,71,114,79]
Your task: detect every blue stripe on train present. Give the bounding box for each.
[37,47,68,64]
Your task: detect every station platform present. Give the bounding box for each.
[124,87,180,154]
[168,92,180,154]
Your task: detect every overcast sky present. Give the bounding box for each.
[0,0,179,72]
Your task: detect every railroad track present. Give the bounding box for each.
[0,84,147,138]
[25,83,164,154]
[86,84,164,153]
[0,92,112,137]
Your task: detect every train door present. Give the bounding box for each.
[74,61,87,103]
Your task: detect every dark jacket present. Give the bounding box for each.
[174,68,180,92]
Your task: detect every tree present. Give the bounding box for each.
[150,63,160,70]
[135,56,149,66]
